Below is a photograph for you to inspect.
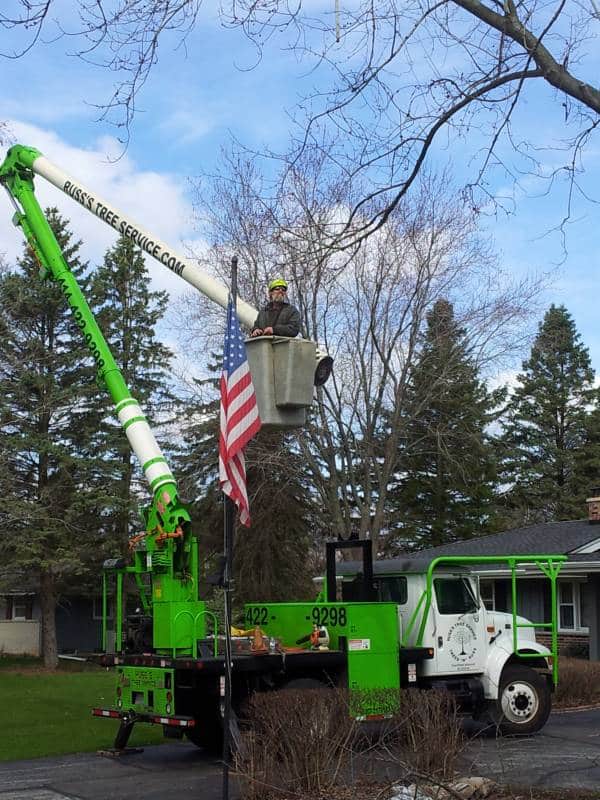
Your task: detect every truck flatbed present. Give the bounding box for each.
[94,649,348,673]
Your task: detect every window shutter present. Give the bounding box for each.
[5,597,13,620]
[25,599,33,620]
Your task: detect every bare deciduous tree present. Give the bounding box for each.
[3,1,598,233]
[1,1,202,136]
[181,146,543,552]
[225,0,600,245]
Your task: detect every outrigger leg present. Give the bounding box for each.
[98,713,143,757]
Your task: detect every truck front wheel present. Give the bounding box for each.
[490,665,551,735]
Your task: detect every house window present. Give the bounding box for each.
[480,580,496,611]
[4,596,33,621]
[92,597,114,620]
[557,581,587,633]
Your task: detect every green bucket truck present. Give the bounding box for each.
[0,144,566,754]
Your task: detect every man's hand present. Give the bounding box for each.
[251,328,263,337]
[263,326,274,335]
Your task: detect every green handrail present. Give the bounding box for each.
[172,609,219,658]
[414,555,567,685]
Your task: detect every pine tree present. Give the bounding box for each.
[175,359,223,576]
[175,360,315,606]
[88,235,180,554]
[390,299,501,550]
[0,209,102,667]
[500,304,599,524]
[236,430,317,604]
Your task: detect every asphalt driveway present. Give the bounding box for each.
[464,707,600,791]
[1,708,599,799]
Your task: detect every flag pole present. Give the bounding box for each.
[221,255,238,800]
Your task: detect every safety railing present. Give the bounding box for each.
[405,554,566,686]
[172,609,219,659]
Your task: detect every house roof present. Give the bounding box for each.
[416,519,600,559]
[335,556,470,577]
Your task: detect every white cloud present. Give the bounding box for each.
[157,107,217,146]
[0,120,208,299]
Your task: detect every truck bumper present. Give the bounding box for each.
[92,707,195,729]
[424,676,485,712]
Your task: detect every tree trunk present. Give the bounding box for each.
[39,570,58,669]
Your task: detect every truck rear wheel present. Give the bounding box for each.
[185,709,223,755]
[491,664,551,735]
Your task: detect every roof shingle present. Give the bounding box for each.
[416,519,600,558]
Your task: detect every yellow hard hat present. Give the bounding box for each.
[268,277,288,291]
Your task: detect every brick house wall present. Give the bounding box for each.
[536,631,590,658]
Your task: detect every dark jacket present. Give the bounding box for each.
[252,301,301,337]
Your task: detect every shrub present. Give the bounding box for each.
[375,689,466,780]
[554,657,600,708]
[235,687,358,799]
[234,686,465,798]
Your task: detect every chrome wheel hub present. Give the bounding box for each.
[501,680,539,723]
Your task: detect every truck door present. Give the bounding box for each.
[430,576,487,676]
[373,576,407,642]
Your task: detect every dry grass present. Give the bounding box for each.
[495,791,600,800]
[554,657,600,708]
[240,783,600,800]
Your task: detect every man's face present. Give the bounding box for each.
[270,286,287,303]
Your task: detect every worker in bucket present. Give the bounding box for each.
[250,277,301,338]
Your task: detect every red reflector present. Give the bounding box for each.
[364,714,386,721]
[92,708,120,718]
[151,716,192,727]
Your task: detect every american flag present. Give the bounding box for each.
[219,296,261,526]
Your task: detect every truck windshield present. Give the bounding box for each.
[434,577,479,615]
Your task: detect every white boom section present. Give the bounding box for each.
[31,155,259,329]
[116,397,175,495]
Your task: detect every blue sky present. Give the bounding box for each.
[1,3,599,376]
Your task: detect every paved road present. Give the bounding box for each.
[0,743,237,800]
[1,709,600,799]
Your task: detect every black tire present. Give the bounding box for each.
[186,704,245,756]
[185,709,224,755]
[490,664,551,736]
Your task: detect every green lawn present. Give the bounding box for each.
[0,659,165,761]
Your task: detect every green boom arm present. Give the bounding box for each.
[0,145,192,564]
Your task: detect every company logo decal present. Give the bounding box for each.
[447,621,478,663]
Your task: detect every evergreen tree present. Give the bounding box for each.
[237,430,317,604]
[175,359,315,606]
[0,210,102,667]
[575,405,600,502]
[88,235,180,554]
[500,304,599,524]
[175,359,223,575]
[390,299,501,550]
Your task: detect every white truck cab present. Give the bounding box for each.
[336,552,564,734]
